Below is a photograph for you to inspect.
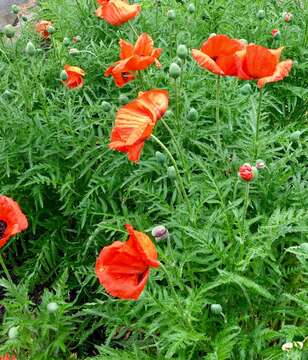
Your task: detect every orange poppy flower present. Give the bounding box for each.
[0,355,17,360]
[109,89,169,162]
[35,20,52,39]
[235,44,293,88]
[63,65,85,89]
[96,0,141,26]
[192,34,245,76]
[105,33,162,87]
[96,224,160,300]
[0,196,28,249]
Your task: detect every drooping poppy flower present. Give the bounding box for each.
[96,224,160,300]
[62,65,85,89]
[35,20,53,39]
[109,89,169,162]
[235,44,293,88]
[0,196,28,249]
[96,0,141,26]
[105,33,162,87]
[192,34,245,76]
[0,354,17,360]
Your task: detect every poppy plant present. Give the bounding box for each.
[0,196,28,249]
[96,0,141,26]
[35,20,53,39]
[96,224,160,300]
[235,44,293,88]
[192,34,245,76]
[62,65,85,89]
[105,33,162,87]
[109,89,169,162]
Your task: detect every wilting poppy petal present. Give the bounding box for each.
[0,196,28,249]
[95,224,159,300]
[134,33,154,56]
[257,59,293,88]
[35,20,52,39]
[96,0,141,26]
[63,65,85,89]
[109,89,168,162]
[192,49,224,75]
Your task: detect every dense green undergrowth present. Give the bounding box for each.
[0,0,307,359]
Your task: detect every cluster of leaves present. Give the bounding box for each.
[0,0,307,359]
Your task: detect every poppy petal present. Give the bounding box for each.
[97,0,141,26]
[134,33,154,56]
[192,49,224,75]
[244,44,278,78]
[119,39,134,59]
[200,34,244,58]
[257,59,293,88]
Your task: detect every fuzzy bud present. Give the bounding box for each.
[187,3,195,13]
[155,151,166,164]
[283,12,292,22]
[210,304,222,314]
[281,342,293,352]
[3,24,15,39]
[118,94,129,105]
[238,163,257,182]
[47,25,55,34]
[8,326,18,339]
[22,15,28,21]
[169,62,181,79]
[167,9,176,20]
[11,4,20,14]
[63,37,71,46]
[257,9,265,20]
[3,90,13,99]
[177,44,188,59]
[167,166,176,179]
[102,101,112,112]
[25,41,36,56]
[255,159,266,169]
[151,225,169,241]
[271,29,281,39]
[239,83,252,96]
[47,302,59,313]
[187,108,198,121]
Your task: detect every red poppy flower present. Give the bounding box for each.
[96,224,160,300]
[105,33,162,87]
[109,89,169,162]
[0,196,28,249]
[0,355,17,360]
[35,20,52,39]
[63,65,85,89]
[192,34,245,76]
[96,0,141,26]
[235,44,293,88]
[238,164,256,182]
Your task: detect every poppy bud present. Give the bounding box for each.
[167,166,176,179]
[73,35,81,43]
[281,342,293,352]
[255,159,266,169]
[102,101,112,112]
[60,70,68,81]
[283,12,292,22]
[290,130,301,141]
[3,24,15,39]
[238,163,257,182]
[155,151,165,164]
[169,62,181,79]
[239,83,252,96]
[271,29,281,39]
[187,3,195,13]
[11,4,20,14]
[257,9,265,20]
[167,9,176,20]
[25,41,36,56]
[187,107,198,121]
[22,15,28,21]
[47,302,59,312]
[119,94,129,105]
[69,48,80,55]
[210,304,222,314]
[177,44,188,59]
[8,326,18,339]
[151,225,169,241]
[63,37,71,46]
[47,25,55,34]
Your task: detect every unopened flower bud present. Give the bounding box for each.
[169,62,181,79]
[283,12,292,22]
[11,4,20,14]
[211,304,222,314]
[47,25,55,34]
[119,94,129,105]
[22,15,28,21]
[167,166,176,179]
[102,101,112,112]
[25,41,36,56]
[238,163,257,182]
[271,29,281,39]
[60,70,68,81]
[47,302,59,313]
[8,326,18,339]
[69,48,80,55]
[63,37,71,46]
[281,342,293,352]
[177,44,188,59]
[4,24,15,39]
[239,83,252,96]
[167,9,176,20]
[151,225,169,241]
[155,151,165,164]
[187,108,198,121]
[187,3,195,13]
[257,9,265,20]
[255,159,266,169]
[73,35,81,43]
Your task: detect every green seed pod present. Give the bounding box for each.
[60,70,68,81]
[167,166,176,179]
[257,10,265,20]
[47,302,59,313]
[47,25,55,34]
[8,326,19,339]
[155,151,165,164]
[177,44,188,60]
[102,101,112,112]
[169,62,181,79]
[25,41,36,56]
[11,4,20,14]
[119,94,129,105]
[63,37,71,46]
[187,3,195,13]
[21,15,28,21]
[167,9,176,20]
[187,108,198,121]
[239,83,252,96]
[3,24,15,39]
[210,304,222,314]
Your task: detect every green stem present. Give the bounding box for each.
[242,182,250,229]
[128,21,139,38]
[151,134,190,212]
[216,75,221,146]
[0,252,13,283]
[174,79,180,131]
[254,88,263,160]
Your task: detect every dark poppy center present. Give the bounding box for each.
[0,220,7,239]
[137,271,146,284]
